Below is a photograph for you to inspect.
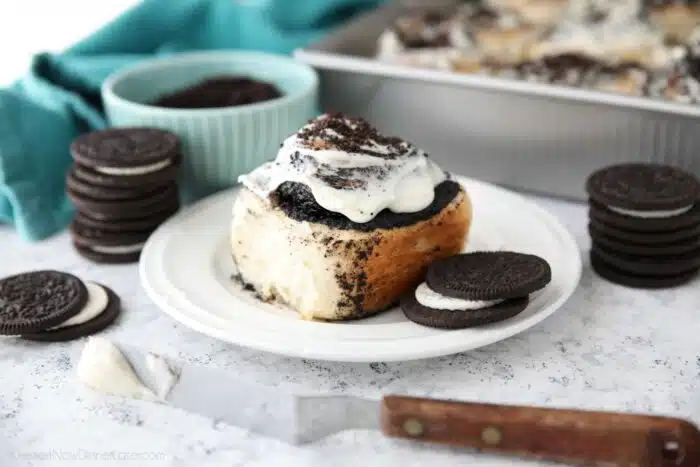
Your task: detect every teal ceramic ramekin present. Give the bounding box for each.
[102,51,318,200]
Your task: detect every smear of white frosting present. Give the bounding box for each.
[96,159,171,176]
[91,243,145,254]
[146,353,180,400]
[238,114,447,223]
[77,337,158,401]
[51,282,107,329]
[415,282,504,310]
[607,205,694,218]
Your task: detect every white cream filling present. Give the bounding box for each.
[607,204,694,218]
[415,282,504,310]
[50,282,108,329]
[95,159,171,176]
[90,243,145,254]
[77,337,158,401]
[238,115,447,224]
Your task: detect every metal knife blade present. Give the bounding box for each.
[118,345,380,445]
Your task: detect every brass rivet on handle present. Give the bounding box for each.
[481,426,503,445]
[403,418,424,437]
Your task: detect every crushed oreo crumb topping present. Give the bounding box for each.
[297,113,411,158]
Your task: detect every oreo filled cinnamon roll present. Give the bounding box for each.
[647,0,700,44]
[232,114,472,321]
[376,10,472,69]
[457,4,546,64]
[485,0,570,27]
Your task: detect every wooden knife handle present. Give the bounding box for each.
[379,396,700,466]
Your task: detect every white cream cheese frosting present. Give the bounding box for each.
[607,204,694,218]
[238,114,447,223]
[95,159,172,176]
[50,281,108,329]
[77,337,158,401]
[146,353,180,400]
[415,282,504,310]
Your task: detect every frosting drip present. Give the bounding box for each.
[238,114,447,223]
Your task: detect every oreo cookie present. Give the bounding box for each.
[592,243,700,276]
[74,202,179,232]
[586,163,700,211]
[401,293,529,330]
[22,283,121,342]
[590,252,698,289]
[400,252,551,330]
[0,271,88,335]
[71,219,151,264]
[589,217,700,244]
[68,183,179,220]
[589,200,700,232]
[67,167,168,201]
[589,223,700,255]
[71,152,182,188]
[425,252,552,300]
[70,128,180,178]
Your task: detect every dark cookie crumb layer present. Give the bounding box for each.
[151,76,282,109]
[271,179,461,231]
[297,113,410,158]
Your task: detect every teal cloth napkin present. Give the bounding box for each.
[0,0,382,241]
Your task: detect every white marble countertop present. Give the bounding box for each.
[1,193,699,467]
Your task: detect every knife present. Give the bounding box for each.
[107,344,700,466]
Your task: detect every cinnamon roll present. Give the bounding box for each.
[647,0,700,44]
[231,114,473,321]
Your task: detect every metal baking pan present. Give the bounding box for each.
[294,2,700,201]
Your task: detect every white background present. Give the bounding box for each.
[0,0,139,85]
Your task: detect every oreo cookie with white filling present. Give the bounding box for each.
[589,217,700,244]
[400,251,551,329]
[70,128,181,183]
[401,291,529,329]
[67,183,179,219]
[21,282,121,342]
[589,222,700,255]
[70,219,152,264]
[74,201,179,232]
[590,251,698,289]
[71,152,182,189]
[592,242,700,276]
[425,251,552,301]
[585,163,700,212]
[0,271,88,335]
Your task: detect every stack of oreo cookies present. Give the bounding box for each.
[67,128,182,264]
[586,163,700,288]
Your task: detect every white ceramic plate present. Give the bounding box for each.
[140,176,581,362]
